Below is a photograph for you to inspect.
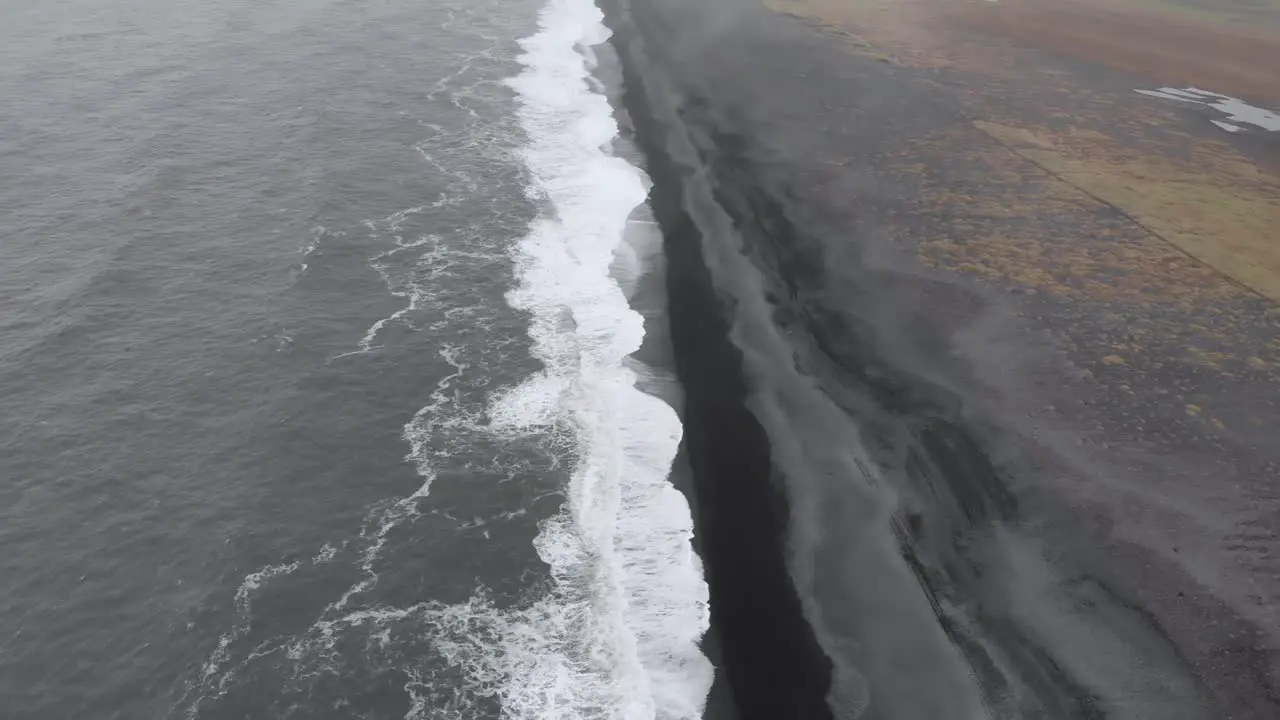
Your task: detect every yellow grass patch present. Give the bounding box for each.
[973,121,1280,303]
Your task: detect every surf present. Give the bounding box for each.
[467,0,715,716]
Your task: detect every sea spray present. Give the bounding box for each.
[477,0,715,716]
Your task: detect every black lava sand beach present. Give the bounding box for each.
[602,0,1280,717]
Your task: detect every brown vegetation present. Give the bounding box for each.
[961,0,1280,102]
[973,120,1280,302]
[766,0,1280,382]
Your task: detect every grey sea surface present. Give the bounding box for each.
[0,1,625,717]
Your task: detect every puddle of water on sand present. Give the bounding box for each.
[1136,86,1280,132]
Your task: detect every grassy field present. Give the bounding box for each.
[1103,0,1280,27]
[765,0,1280,303]
[974,120,1280,302]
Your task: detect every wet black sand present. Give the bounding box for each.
[602,0,1280,718]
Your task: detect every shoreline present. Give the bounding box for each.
[605,0,1280,717]
[602,2,837,716]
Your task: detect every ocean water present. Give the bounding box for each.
[0,0,711,718]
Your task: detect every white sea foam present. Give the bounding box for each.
[182,3,710,717]
[192,560,300,703]
[471,0,714,716]
[352,207,429,353]
[298,224,344,274]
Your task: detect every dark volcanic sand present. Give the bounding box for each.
[602,0,1280,718]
